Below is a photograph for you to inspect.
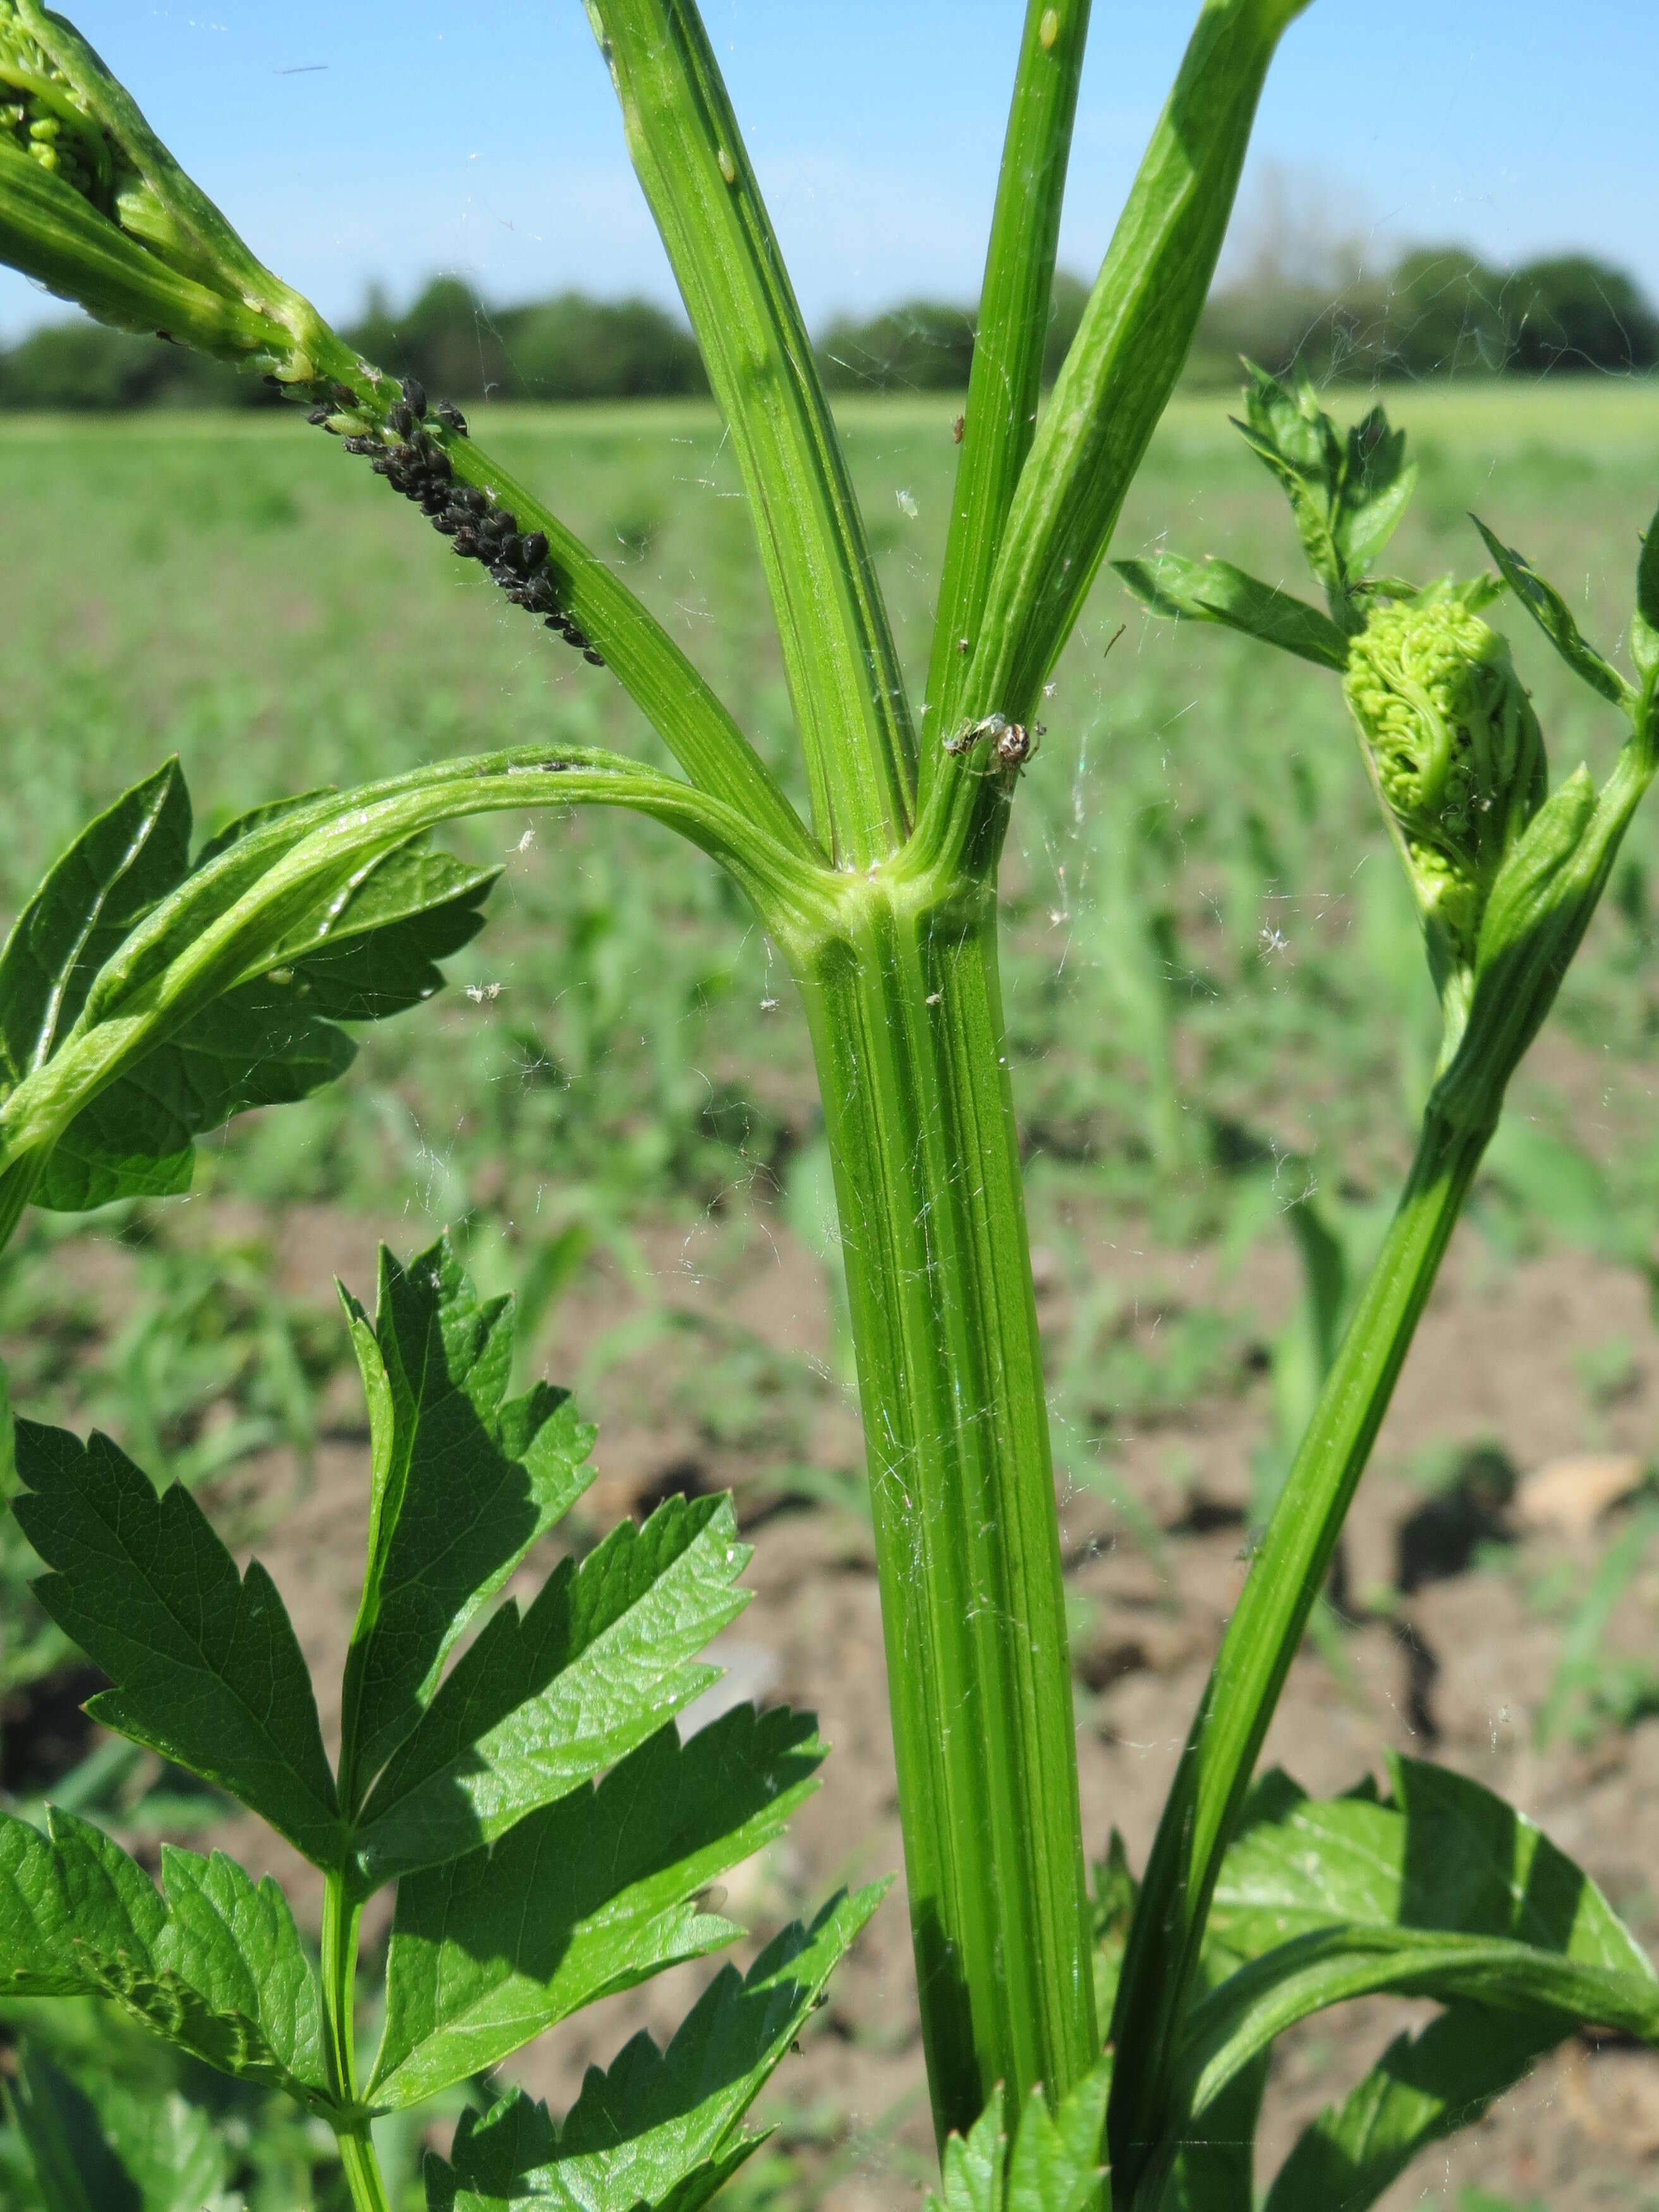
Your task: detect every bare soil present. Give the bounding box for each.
[61,1191,1659,2208]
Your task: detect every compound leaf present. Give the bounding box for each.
[8,2044,228,2212]
[1175,1921,1659,2134]
[0,760,190,1092]
[353,1495,751,1888]
[1261,2004,1557,2212]
[35,978,354,1210]
[11,1421,341,1866]
[1471,516,1633,708]
[1172,1754,1659,2144]
[422,1885,885,2209]
[339,1236,597,1809]
[0,1809,328,2102]
[1212,1754,1655,1975]
[374,1704,826,2107]
[1114,552,1349,669]
[0,757,499,1215]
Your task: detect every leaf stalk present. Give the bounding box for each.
[1108,1107,1490,2203]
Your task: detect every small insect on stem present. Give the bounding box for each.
[942,712,1045,774]
[952,413,966,444]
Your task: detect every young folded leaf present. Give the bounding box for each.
[6,2043,229,2212]
[1234,365,1416,625]
[0,1806,330,2105]
[11,1422,342,1866]
[421,1886,885,2211]
[0,743,828,1254]
[372,1704,826,2108]
[351,1491,751,1890]
[336,1236,597,1813]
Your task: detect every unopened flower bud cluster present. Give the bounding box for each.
[1344,597,1545,968]
[0,6,113,206]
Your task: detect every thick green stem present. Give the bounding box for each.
[794,877,1097,2143]
[322,1871,389,2212]
[1107,1107,1492,2205]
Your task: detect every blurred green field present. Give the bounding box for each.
[5,378,1659,2207]
[3,377,1658,1493]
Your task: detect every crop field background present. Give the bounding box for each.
[4,379,1659,2207]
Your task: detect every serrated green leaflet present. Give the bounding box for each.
[923,2060,1111,2212]
[1471,516,1634,708]
[353,1494,751,1888]
[928,2104,1004,2212]
[276,842,497,1022]
[1174,1919,1659,2137]
[374,1705,825,2107]
[1634,497,1659,683]
[1231,368,1417,626]
[337,1236,597,1811]
[1158,1754,1659,2165]
[423,1886,885,2210]
[11,1422,341,1865]
[0,757,497,1213]
[7,2045,229,2212]
[1113,552,1351,670]
[0,1808,328,2103]
[0,758,190,1090]
[35,976,355,1209]
[1261,2005,1557,2212]
[1212,1755,1656,1976]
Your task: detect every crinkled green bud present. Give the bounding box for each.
[1344,596,1547,988]
[0,0,341,384]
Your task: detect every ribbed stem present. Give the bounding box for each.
[794,882,1097,2143]
[322,1870,389,2212]
[1107,1107,1492,2206]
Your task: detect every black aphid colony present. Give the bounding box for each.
[308,374,602,665]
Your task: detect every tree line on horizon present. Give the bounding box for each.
[0,246,1653,411]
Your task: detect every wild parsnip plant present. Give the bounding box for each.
[5,1,1659,2206]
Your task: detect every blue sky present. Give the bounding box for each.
[3,2,1655,339]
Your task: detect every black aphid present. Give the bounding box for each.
[315,403,600,669]
[436,401,468,436]
[330,381,359,409]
